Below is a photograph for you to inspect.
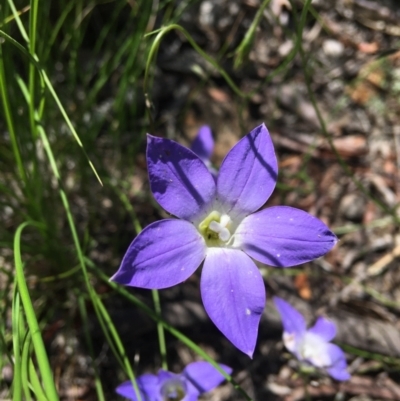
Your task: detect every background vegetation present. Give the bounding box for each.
[1,0,400,400]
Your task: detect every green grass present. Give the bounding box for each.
[0,0,254,399]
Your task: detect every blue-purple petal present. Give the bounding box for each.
[308,317,337,342]
[157,370,174,382]
[327,361,351,381]
[191,125,214,162]
[116,374,160,401]
[200,248,265,357]
[147,135,216,221]
[216,124,277,218]
[234,206,337,267]
[183,361,232,394]
[273,297,306,337]
[183,395,200,401]
[111,219,206,289]
[325,344,350,381]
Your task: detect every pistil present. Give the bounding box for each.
[160,378,186,401]
[198,211,233,246]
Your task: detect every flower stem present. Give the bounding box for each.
[152,289,168,370]
[300,370,312,401]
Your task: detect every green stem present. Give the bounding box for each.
[29,357,49,401]
[28,0,39,140]
[233,0,271,69]
[0,45,27,186]
[21,331,33,401]
[78,295,105,401]
[11,286,22,401]
[152,289,168,370]
[300,370,311,401]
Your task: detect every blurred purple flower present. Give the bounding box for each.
[111,123,337,357]
[190,125,214,163]
[190,125,217,176]
[273,297,350,381]
[116,361,231,401]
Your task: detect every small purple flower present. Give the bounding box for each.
[273,297,350,381]
[190,125,216,176]
[111,123,337,357]
[190,125,214,164]
[115,361,232,401]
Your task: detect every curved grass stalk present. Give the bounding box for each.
[29,357,49,401]
[11,286,22,401]
[21,332,33,401]
[14,221,60,401]
[144,24,246,99]
[233,0,271,69]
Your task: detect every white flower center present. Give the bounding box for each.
[300,333,331,368]
[160,378,186,401]
[198,211,234,246]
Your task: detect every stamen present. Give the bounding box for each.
[198,210,234,245]
[219,227,231,241]
[208,221,231,242]
[220,214,231,227]
[209,221,223,233]
[160,378,186,401]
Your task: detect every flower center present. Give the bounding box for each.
[160,378,186,401]
[300,333,331,368]
[199,211,233,246]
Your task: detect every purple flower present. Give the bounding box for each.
[190,125,216,176]
[273,297,350,381]
[190,125,214,164]
[115,361,232,401]
[111,123,337,357]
